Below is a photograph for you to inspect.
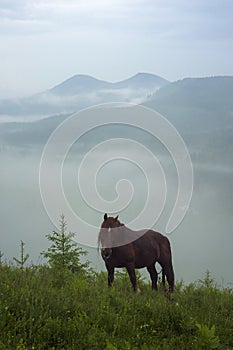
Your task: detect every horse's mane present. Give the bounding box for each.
[111,222,146,246]
[98,218,147,250]
[97,232,102,252]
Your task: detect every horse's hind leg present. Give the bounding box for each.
[163,264,174,292]
[147,264,158,290]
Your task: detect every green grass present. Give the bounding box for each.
[0,265,232,350]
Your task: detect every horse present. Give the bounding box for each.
[98,213,174,292]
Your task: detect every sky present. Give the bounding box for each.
[0,0,233,98]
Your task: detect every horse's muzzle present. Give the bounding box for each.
[101,248,112,260]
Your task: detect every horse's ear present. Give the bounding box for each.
[104,213,108,220]
[114,215,119,221]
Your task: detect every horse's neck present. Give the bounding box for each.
[120,225,143,243]
[121,225,132,235]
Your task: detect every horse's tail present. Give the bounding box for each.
[162,268,165,287]
[157,267,166,287]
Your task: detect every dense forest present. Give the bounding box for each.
[0,217,232,349]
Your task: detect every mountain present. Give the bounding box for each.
[145,76,233,132]
[110,72,168,90]
[0,114,67,152]
[51,73,168,95]
[50,75,111,95]
[1,75,232,166]
[144,76,233,165]
[0,73,169,119]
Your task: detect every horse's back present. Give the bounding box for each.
[133,229,172,265]
[136,229,169,247]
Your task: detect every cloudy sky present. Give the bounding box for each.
[0,0,233,98]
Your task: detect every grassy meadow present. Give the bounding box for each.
[0,264,232,350]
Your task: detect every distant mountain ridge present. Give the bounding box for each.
[145,75,233,132]
[50,72,168,95]
[0,73,168,118]
[50,75,111,95]
[1,75,233,167]
[1,74,233,167]
[113,72,168,90]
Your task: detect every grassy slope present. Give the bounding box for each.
[0,266,232,350]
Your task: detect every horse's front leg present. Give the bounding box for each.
[106,265,114,287]
[126,264,141,292]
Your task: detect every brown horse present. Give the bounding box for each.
[98,214,174,292]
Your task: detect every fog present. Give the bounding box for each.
[0,147,233,287]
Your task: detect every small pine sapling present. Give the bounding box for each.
[42,214,90,273]
[13,240,29,269]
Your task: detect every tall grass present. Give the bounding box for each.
[0,265,232,349]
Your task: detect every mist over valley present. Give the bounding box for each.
[0,73,232,286]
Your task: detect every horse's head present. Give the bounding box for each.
[98,213,124,259]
